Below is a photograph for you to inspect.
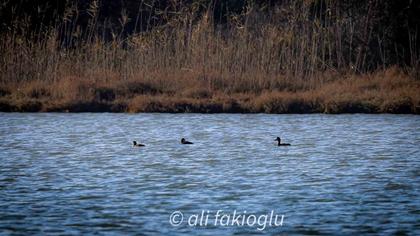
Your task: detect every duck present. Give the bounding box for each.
[133,141,145,147]
[275,137,290,146]
[181,138,193,144]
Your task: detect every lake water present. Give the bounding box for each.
[0,113,419,235]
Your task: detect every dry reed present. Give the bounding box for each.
[0,1,419,113]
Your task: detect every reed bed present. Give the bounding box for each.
[0,1,419,113]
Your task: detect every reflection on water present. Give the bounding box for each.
[0,113,419,235]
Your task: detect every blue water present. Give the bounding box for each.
[0,113,419,235]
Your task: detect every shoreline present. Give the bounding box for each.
[1,2,419,115]
[1,97,418,114]
[1,68,419,114]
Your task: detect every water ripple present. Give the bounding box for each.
[0,113,419,235]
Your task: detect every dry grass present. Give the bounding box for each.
[0,67,418,113]
[0,2,419,113]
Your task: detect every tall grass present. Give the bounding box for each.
[0,1,419,113]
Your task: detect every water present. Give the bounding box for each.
[0,113,419,235]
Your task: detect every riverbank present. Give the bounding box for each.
[2,3,419,114]
[0,68,418,114]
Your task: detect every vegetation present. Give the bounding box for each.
[0,0,419,113]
